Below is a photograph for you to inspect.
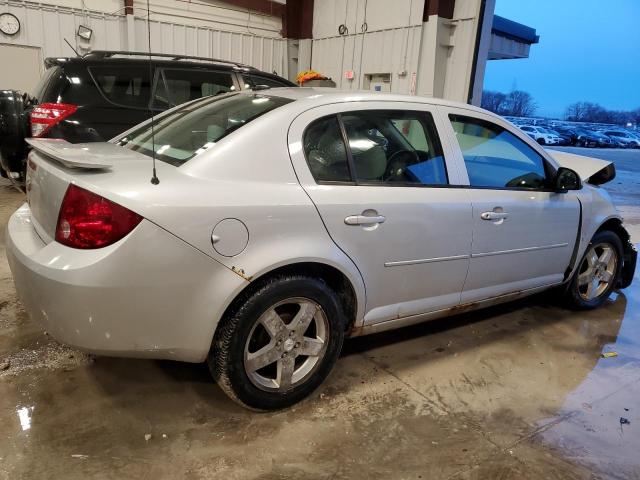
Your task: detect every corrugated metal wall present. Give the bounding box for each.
[310,0,424,94]
[133,18,287,75]
[0,0,287,77]
[311,26,422,93]
[0,1,126,59]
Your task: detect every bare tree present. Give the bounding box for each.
[565,102,588,121]
[505,90,537,117]
[481,90,508,114]
[565,102,618,123]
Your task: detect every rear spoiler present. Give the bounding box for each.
[546,150,615,185]
[26,139,114,170]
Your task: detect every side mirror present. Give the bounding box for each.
[554,167,582,192]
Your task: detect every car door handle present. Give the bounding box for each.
[481,211,509,221]
[344,215,386,226]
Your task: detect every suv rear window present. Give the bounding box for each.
[117,93,293,166]
[90,66,151,108]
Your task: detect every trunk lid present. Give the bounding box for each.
[25,139,172,242]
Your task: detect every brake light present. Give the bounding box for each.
[30,103,77,137]
[56,185,143,249]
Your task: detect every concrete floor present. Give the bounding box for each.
[1,148,640,479]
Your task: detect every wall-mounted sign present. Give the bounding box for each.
[344,70,354,80]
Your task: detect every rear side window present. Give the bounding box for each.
[118,93,293,166]
[162,69,235,106]
[303,116,351,182]
[303,111,447,186]
[90,66,151,109]
[449,114,549,189]
[242,74,291,89]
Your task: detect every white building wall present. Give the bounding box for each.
[133,0,282,37]
[0,0,287,79]
[308,0,487,103]
[310,0,423,92]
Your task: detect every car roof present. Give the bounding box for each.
[43,51,294,84]
[255,87,491,114]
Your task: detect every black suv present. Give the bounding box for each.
[0,50,295,182]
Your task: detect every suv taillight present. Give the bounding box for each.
[56,185,143,249]
[30,103,77,137]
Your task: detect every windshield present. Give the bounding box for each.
[117,93,293,166]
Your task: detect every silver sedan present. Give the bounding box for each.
[6,89,636,409]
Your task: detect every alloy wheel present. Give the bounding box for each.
[577,243,618,301]
[243,297,329,392]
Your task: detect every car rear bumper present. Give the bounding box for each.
[6,203,246,362]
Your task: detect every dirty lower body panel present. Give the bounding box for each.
[1,176,640,479]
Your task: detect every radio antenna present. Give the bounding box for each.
[64,38,80,57]
[146,0,160,185]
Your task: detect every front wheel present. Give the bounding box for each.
[209,275,345,410]
[565,231,622,309]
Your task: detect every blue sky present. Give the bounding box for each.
[483,0,640,118]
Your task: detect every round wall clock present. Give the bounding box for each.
[0,12,20,36]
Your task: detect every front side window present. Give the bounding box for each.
[118,93,292,166]
[450,114,550,189]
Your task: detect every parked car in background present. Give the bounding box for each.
[0,50,295,183]
[590,130,615,148]
[519,125,561,145]
[546,128,572,145]
[553,126,580,146]
[604,130,640,148]
[7,89,636,409]
[572,128,601,148]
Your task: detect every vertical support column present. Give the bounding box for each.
[125,0,136,52]
[283,0,314,82]
[415,0,456,98]
[468,0,495,105]
[416,0,496,104]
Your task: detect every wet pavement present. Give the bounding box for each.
[1,155,640,479]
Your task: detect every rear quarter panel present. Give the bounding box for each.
[63,107,367,328]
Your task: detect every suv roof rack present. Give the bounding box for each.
[81,50,254,70]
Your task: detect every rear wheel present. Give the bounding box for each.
[565,231,622,309]
[0,90,30,183]
[209,275,345,410]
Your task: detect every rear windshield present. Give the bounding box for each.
[117,93,293,166]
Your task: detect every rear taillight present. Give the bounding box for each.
[30,103,77,137]
[56,185,143,249]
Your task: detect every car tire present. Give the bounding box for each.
[209,275,346,410]
[537,138,546,145]
[564,231,623,310]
